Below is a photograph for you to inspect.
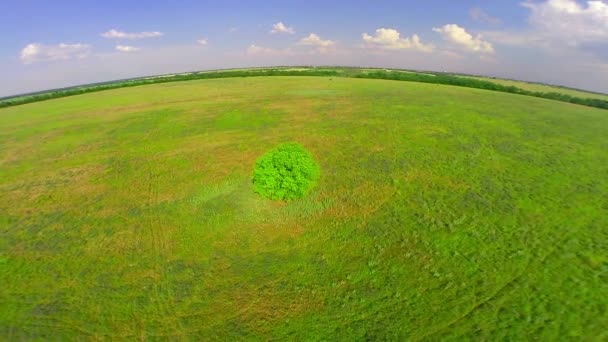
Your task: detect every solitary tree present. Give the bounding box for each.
[252,142,321,201]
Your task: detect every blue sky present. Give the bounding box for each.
[2,0,607,96]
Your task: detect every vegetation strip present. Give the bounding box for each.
[1,67,607,110]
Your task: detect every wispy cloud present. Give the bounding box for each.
[469,7,502,25]
[433,24,494,54]
[101,29,163,39]
[246,44,291,56]
[197,39,208,45]
[20,43,91,64]
[478,30,543,47]
[115,45,140,52]
[362,28,433,52]
[270,22,295,34]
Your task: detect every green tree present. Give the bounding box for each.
[252,142,321,201]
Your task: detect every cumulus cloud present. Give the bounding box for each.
[101,29,163,39]
[20,43,91,64]
[362,28,434,52]
[298,33,335,47]
[433,24,495,53]
[197,39,208,45]
[115,45,140,52]
[270,22,295,34]
[470,7,502,25]
[522,0,608,43]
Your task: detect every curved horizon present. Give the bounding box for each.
[2,64,607,100]
[2,0,608,97]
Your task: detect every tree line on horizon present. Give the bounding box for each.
[1,68,606,110]
[355,71,608,110]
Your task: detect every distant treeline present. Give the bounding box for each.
[1,68,607,110]
[354,71,608,110]
[0,69,339,109]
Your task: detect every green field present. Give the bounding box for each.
[1,76,607,340]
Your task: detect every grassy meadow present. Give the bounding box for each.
[1,76,607,340]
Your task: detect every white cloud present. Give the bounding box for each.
[522,0,608,43]
[115,45,140,52]
[362,28,434,52]
[433,24,495,54]
[20,43,91,64]
[101,29,163,39]
[246,44,290,56]
[245,44,296,58]
[298,33,335,47]
[470,7,502,25]
[270,22,295,34]
[246,44,272,54]
[481,0,608,57]
[197,39,208,45]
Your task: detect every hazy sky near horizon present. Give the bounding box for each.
[1,0,608,96]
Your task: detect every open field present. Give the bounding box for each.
[456,75,608,101]
[1,76,607,340]
[2,67,607,110]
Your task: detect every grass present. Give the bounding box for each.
[1,76,607,340]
